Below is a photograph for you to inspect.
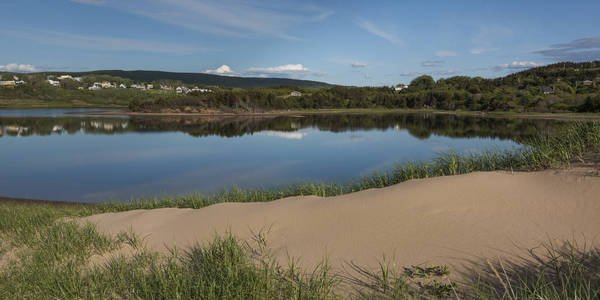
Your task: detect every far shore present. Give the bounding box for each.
[69,108,600,121]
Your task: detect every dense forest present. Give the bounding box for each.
[130,61,600,113]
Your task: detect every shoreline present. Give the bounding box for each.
[68,108,600,120]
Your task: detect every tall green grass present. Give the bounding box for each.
[86,121,600,214]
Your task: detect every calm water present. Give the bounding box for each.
[0,110,565,203]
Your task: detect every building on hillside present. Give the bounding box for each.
[0,81,16,87]
[89,82,102,90]
[541,86,554,95]
[190,87,212,93]
[176,86,191,94]
[394,84,407,92]
[147,84,154,89]
[57,75,73,80]
[47,80,60,87]
[290,91,302,97]
[100,81,114,89]
[119,84,127,89]
[15,80,26,85]
[12,76,19,81]
[73,77,83,82]
[583,80,594,86]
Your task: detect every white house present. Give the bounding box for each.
[100,81,114,89]
[394,84,407,92]
[119,83,127,89]
[190,87,212,93]
[47,80,60,87]
[147,84,154,89]
[57,75,73,80]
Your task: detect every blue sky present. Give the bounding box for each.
[1,0,599,86]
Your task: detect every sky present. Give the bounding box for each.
[1,0,600,86]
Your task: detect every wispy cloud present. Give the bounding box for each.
[244,64,320,78]
[351,62,368,68]
[70,0,106,6]
[73,0,332,39]
[533,36,600,61]
[357,20,401,45]
[470,26,511,55]
[421,60,444,67]
[400,71,423,77]
[0,28,204,54]
[0,63,38,72]
[435,50,457,57]
[204,65,237,76]
[494,61,544,71]
[400,70,458,77]
[469,48,497,55]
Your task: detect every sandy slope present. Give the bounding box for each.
[84,170,600,271]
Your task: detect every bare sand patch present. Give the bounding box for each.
[83,170,600,273]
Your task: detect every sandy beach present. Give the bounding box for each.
[84,170,600,273]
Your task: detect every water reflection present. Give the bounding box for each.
[0,111,568,202]
[0,113,565,142]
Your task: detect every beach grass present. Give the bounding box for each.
[1,200,599,299]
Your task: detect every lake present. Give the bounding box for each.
[0,109,566,203]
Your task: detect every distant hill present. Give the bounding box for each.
[64,70,333,89]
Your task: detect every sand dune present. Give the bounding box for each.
[84,170,600,272]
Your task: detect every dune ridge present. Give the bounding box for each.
[84,170,600,271]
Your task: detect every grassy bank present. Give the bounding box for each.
[1,121,600,298]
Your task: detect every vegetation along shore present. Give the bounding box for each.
[2,61,600,115]
[1,121,599,298]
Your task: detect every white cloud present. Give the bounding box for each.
[495,61,544,70]
[204,65,237,76]
[0,28,203,54]
[435,50,458,57]
[244,64,318,78]
[0,63,38,72]
[357,20,401,45]
[351,62,368,68]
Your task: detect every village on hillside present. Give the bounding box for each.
[0,74,213,94]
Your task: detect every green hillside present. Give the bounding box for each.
[58,70,332,89]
